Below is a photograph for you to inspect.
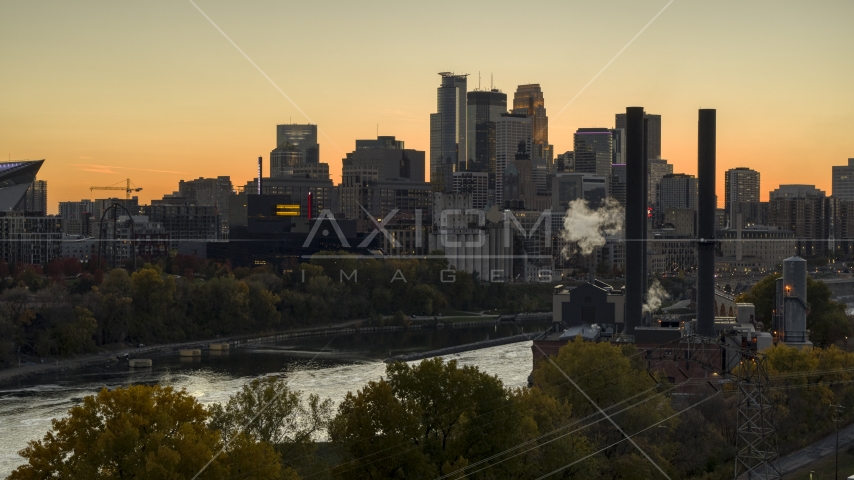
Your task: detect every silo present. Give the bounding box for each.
[782,256,807,302]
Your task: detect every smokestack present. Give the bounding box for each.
[625,107,646,335]
[697,109,716,338]
[257,156,263,195]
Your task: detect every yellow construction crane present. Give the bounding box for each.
[90,179,143,200]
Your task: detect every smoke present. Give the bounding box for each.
[643,280,670,314]
[560,198,624,258]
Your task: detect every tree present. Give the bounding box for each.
[209,376,331,476]
[531,339,676,479]
[329,358,569,479]
[9,385,284,480]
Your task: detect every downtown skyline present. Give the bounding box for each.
[2,0,853,213]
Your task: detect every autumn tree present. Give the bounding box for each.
[9,384,285,480]
[209,376,331,477]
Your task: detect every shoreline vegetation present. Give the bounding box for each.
[0,252,558,382]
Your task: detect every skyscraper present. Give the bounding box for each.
[573,128,612,192]
[275,124,319,164]
[512,84,553,191]
[648,158,674,220]
[610,128,626,165]
[430,72,468,191]
[832,159,854,200]
[494,114,531,207]
[658,173,698,211]
[466,89,507,173]
[724,167,760,227]
[616,112,661,160]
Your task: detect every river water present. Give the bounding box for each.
[0,324,541,477]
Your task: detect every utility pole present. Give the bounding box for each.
[832,404,844,480]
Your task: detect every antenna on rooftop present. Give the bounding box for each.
[478,71,481,90]
[491,73,493,90]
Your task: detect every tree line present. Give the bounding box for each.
[0,252,554,366]
[11,339,854,479]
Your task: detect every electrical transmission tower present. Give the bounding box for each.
[733,348,781,479]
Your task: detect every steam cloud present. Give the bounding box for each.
[560,198,624,258]
[643,280,670,314]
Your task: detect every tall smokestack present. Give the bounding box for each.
[257,156,263,195]
[625,107,646,335]
[697,109,716,338]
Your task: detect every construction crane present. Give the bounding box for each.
[90,179,142,200]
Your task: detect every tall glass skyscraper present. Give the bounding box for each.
[466,89,507,174]
[512,84,553,192]
[275,124,319,164]
[615,112,661,160]
[430,72,468,191]
[573,128,613,194]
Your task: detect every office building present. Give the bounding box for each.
[658,173,698,211]
[0,160,44,211]
[494,114,531,207]
[573,129,613,187]
[452,171,489,210]
[466,89,507,173]
[270,144,302,178]
[648,159,673,213]
[768,185,829,257]
[724,167,760,227]
[552,173,608,210]
[555,151,574,172]
[341,136,428,221]
[616,112,661,160]
[610,164,627,206]
[833,159,854,200]
[0,212,62,265]
[610,128,626,165]
[143,199,222,249]
[275,124,319,164]
[512,84,553,191]
[662,208,695,236]
[430,72,468,191]
[178,176,233,238]
[719,225,795,272]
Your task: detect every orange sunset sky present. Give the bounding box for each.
[2,0,852,214]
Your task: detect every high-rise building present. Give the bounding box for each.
[610,164,627,206]
[270,145,302,178]
[59,199,95,237]
[832,158,854,200]
[512,84,553,192]
[615,112,661,160]
[648,159,674,219]
[724,167,760,227]
[14,178,47,215]
[494,114,531,207]
[178,176,233,238]
[275,124,319,164]
[466,89,507,173]
[658,173,698,211]
[0,160,44,212]
[610,129,626,165]
[0,212,62,264]
[430,72,468,191]
[552,173,608,209]
[555,151,574,172]
[768,185,829,257]
[573,128,612,189]
[341,135,427,220]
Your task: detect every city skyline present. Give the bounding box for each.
[2,1,853,213]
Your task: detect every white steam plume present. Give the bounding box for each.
[560,198,624,258]
[643,280,670,314]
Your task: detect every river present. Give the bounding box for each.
[0,324,542,477]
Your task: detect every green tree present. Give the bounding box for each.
[209,376,331,476]
[9,385,284,480]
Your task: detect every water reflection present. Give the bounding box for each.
[0,324,541,476]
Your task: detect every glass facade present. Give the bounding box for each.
[275,124,320,164]
[466,90,507,174]
[573,129,613,188]
[430,73,468,192]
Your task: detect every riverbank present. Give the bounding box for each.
[0,319,359,385]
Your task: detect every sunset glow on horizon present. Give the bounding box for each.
[2,0,852,213]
